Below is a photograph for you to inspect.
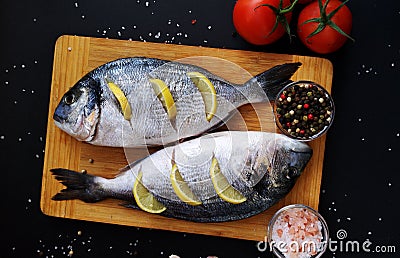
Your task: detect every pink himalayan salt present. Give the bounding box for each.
[271,208,324,258]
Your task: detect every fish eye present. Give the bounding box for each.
[64,93,76,105]
[286,166,298,179]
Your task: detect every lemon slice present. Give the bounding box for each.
[106,81,132,120]
[170,164,202,206]
[133,171,166,214]
[149,78,177,120]
[187,72,217,122]
[210,157,246,204]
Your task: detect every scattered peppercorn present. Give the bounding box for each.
[275,82,334,140]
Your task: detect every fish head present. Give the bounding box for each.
[269,135,313,187]
[53,75,101,142]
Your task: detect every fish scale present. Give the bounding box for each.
[51,131,313,222]
[53,57,301,147]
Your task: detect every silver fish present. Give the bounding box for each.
[51,131,312,222]
[53,57,301,147]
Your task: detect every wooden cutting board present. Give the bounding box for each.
[41,35,333,241]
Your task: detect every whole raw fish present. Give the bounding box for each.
[53,57,300,147]
[51,131,312,222]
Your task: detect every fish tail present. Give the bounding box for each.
[51,168,106,203]
[252,62,302,100]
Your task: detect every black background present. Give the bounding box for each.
[1,0,399,257]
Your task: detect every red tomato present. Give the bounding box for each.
[297,0,353,54]
[233,0,293,45]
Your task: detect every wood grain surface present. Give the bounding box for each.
[41,35,333,241]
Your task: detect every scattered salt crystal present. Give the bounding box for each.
[33,18,37,22]
[5,81,8,85]
[208,25,212,30]
[21,64,25,68]
[67,47,72,51]
[388,182,392,186]
[81,15,85,19]
[169,255,180,258]
[28,198,32,203]
[368,231,372,235]
[0,135,4,140]
[337,219,341,222]
[378,217,382,221]
[145,1,149,7]
[358,118,362,122]
[346,217,351,221]
[391,63,395,67]
[388,148,392,151]
[74,2,78,8]
[396,133,399,137]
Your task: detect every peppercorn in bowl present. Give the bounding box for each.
[274,81,335,141]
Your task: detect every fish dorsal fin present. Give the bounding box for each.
[117,156,147,176]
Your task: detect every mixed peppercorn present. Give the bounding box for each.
[275,81,334,140]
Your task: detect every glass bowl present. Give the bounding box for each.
[274,81,335,141]
[267,204,329,258]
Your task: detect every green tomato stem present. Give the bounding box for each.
[304,0,354,42]
[281,0,299,14]
[255,0,299,41]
